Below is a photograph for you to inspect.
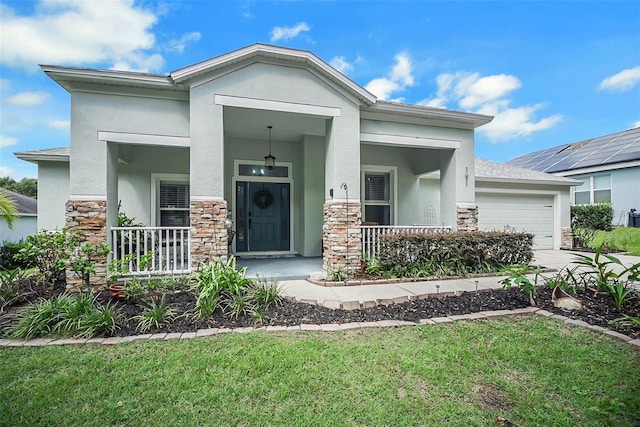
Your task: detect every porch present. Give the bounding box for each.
[109,225,453,277]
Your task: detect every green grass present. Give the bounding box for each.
[592,227,640,256]
[1,317,639,426]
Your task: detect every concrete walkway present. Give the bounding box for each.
[279,249,640,309]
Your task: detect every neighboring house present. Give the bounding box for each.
[506,127,640,226]
[420,159,579,250]
[0,188,37,243]
[12,43,569,279]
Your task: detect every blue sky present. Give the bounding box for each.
[1,0,639,180]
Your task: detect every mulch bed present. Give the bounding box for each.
[2,280,639,340]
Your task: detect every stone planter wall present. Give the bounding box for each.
[561,227,573,250]
[457,205,478,232]
[190,199,228,268]
[323,201,362,274]
[65,199,108,289]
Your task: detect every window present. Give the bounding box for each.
[362,168,395,225]
[159,181,190,226]
[573,174,611,205]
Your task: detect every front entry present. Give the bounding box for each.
[235,181,291,252]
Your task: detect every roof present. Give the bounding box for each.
[506,127,640,173]
[474,158,580,186]
[14,147,70,163]
[41,44,492,130]
[0,188,37,215]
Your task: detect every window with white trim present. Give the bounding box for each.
[573,174,611,205]
[362,169,394,225]
[159,181,190,226]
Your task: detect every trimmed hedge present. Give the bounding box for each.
[571,204,613,232]
[377,231,534,277]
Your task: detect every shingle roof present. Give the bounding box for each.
[14,147,70,163]
[475,159,580,185]
[506,127,640,173]
[0,188,37,215]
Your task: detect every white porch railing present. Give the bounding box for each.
[361,225,453,260]
[110,227,191,276]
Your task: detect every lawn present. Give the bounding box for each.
[592,226,640,256]
[1,316,639,426]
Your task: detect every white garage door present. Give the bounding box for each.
[477,193,554,249]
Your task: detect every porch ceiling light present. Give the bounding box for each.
[264,125,276,170]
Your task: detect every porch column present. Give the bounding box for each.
[440,146,478,232]
[323,113,362,274]
[189,89,228,267]
[65,134,113,289]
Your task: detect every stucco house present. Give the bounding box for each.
[14,44,576,280]
[507,127,640,226]
[0,188,37,243]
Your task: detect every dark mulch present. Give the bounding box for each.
[103,284,640,340]
[2,279,639,340]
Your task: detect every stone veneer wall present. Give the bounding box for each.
[323,201,362,273]
[457,205,478,232]
[190,199,228,268]
[560,226,573,250]
[65,199,108,289]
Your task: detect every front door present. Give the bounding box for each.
[235,181,290,252]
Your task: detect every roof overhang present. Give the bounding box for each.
[14,149,69,164]
[362,101,493,130]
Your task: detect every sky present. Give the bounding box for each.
[1,0,639,180]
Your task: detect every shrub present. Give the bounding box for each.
[0,240,32,269]
[571,204,613,231]
[0,268,34,312]
[377,231,533,277]
[16,228,76,286]
[133,295,177,332]
[10,293,118,339]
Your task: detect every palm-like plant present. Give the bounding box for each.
[0,192,18,230]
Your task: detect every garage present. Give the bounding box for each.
[477,193,555,249]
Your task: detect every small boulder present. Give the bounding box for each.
[552,286,583,310]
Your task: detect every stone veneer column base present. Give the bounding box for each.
[65,199,108,290]
[560,227,573,250]
[457,204,478,232]
[323,201,362,274]
[190,199,228,268]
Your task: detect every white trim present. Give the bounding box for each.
[476,187,562,250]
[69,195,106,201]
[360,132,460,149]
[97,131,190,147]
[553,161,640,176]
[231,160,295,254]
[214,94,341,117]
[190,195,226,202]
[361,165,398,225]
[150,173,190,226]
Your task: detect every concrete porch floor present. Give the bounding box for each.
[235,256,324,280]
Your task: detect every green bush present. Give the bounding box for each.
[377,231,534,277]
[0,240,32,269]
[571,204,613,231]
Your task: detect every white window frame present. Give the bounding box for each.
[572,173,611,205]
[361,165,397,225]
[151,173,190,226]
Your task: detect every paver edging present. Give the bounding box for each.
[2,310,636,348]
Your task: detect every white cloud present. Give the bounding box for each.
[365,52,414,100]
[632,120,640,129]
[0,79,10,91]
[270,22,310,43]
[0,167,14,177]
[48,120,70,130]
[0,135,19,148]
[422,71,563,141]
[166,31,201,53]
[7,91,50,106]
[330,56,353,74]
[598,66,640,92]
[0,0,162,71]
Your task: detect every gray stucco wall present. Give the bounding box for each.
[38,161,70,230]
[0,216,37,243]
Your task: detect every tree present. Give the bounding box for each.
[0,193,18,230]
[0,176,37,199]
